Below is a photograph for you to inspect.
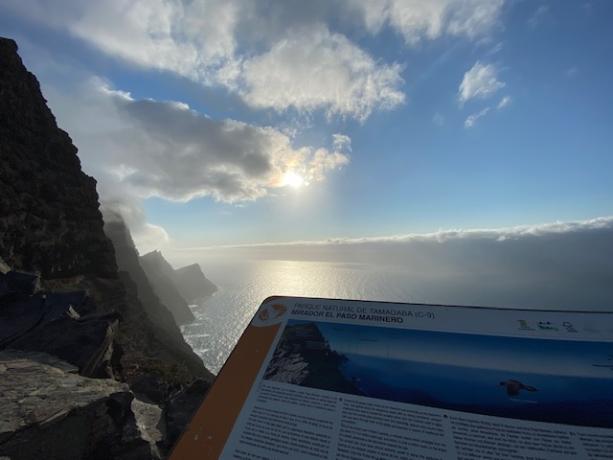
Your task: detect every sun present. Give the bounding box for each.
[282,171,305,189]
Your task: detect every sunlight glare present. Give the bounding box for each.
[282,171,305,189]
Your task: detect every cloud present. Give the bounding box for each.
[497,95,512,109]
[4,0,505,120]
[464,107,490,128]
[464,94,509,127]
[5,0,239,82]
[41,76,349,249]
[170,216,613,309]
[101,199,170,253]
[332,133,352,152]
[51,78,349,203]
[348,0,504,44]
[236,26,405,121]
[458,61,505,104]
[527,4,549,28]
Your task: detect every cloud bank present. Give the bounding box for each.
[170,217,613,309]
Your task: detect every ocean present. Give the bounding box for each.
[180,257,603,374]
[181,258,437,374]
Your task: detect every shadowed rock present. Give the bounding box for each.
[140,251,194,325]
[0,36,212,388]
[0,350,157,459]
[174,264,217,303]
[162,379,210,450]
[0,38,116,279]
[104,217,213,391]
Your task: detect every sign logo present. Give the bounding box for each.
[252,302,288,327]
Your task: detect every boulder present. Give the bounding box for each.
[0,271,119,378]
[0,350,157,460]
[9,312,119,378]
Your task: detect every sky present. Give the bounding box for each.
[1,0,613,254]
[313,320,613,377]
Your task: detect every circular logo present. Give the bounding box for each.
[251,302,288,327]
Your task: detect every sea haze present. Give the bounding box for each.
[182,259,425,373]
[181,252,612,374]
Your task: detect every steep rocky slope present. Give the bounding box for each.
[0,39,116,279]
[0,37,213,458]
[104,215,211,386]
[174,263,217,302]
[0,36,211,388]
[140,251,195,324]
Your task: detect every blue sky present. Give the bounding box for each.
[312,320,613,377]
[1,0,612,251]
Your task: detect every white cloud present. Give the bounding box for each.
[464,94,509,127]
[41,76,349,250]
[4,0,506,120]
[464,107,490,128]
[236,26,405,121]
[102,199,170,253]
[497,95,512,109]
[332,133,352,152]
[51,78,349,203]
[458,61,505,104]
[348,0,504,44]
[5,0,239,82]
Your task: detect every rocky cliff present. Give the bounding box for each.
[0,39,116,279]
[174,263,217,302]
[139,251,195,325]
[103,215,210,385]
[0,350,158,459]
[0,36,211,388]
[0,37,212,459]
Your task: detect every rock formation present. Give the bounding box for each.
[0,37,213,458]
[139,251,195,324]
[174,263,217,303]
[0,350,164,459]
[0,35,211,387]
[104,215,211,390]
[0,40,116,279]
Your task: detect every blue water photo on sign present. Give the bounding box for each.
[264,320,613,428]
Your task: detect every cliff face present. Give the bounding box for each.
[0,38,116,279]
[174,263,217,302]
[103,216,210,384]
[140,251,195,325]
[0,37,215,459]
[0,37,211,387]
